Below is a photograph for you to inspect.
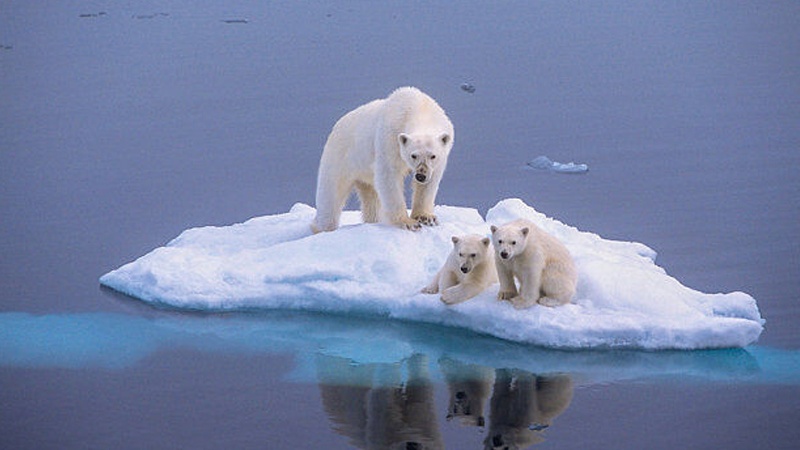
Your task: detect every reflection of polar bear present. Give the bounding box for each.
[490,219,577,309]
[439,358,494,427]
[312,87,454,233]
[485,369,573,450]
[421,234,498,305]
[316,354,444,450]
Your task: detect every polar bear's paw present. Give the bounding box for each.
[538,296,568,307]
[398,216,423,231]
[497,290,517,301]
[512,296,538,310]
[420,285,438,294]
[412,213,438,227]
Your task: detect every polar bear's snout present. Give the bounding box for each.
[414,163,431,184]
[460,265,470,274]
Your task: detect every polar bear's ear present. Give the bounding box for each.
[398,133,409,146]
[481,237,490,247]
[451,236,460,245]
[521,227,530,236]
[439,133,450,146]
[490,225,498,233]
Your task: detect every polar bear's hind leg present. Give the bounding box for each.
[355,181,380,223]
[312,176,353,233]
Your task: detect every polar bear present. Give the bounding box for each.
[490,219,577,309]
[311,87,454,233]
[421,234,498,305]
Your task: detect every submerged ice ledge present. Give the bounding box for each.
[99,199,764,350]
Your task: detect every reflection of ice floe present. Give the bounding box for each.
[526,155,589,174]
[100,198,764,350]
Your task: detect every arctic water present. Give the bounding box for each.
[1,2,799,449]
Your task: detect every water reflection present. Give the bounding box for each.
[484,369,572,449]
[4,310,800,447]
[316,354,574,449]
[440,358,573,449]
[317,354,444,450]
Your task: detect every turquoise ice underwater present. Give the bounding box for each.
[99,198,763,350]
[2,310,799,386]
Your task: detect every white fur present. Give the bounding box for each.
[312,87,454,233]
[421,234,498,305]
[490,219,577,309]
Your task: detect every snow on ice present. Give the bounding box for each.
[99,199,764,350]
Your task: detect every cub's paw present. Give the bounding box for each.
[413,213,438,227]
[421,285,438,294]
[440,290,464,305]
[538,296,567,307]
[512,296,538,309]
[497,290,517,301]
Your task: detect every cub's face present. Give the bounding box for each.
[451,235,491,274]
[398,132,452,184]
[490,225,530,261]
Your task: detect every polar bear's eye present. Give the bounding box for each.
[411,154,417,160]
[458,253,463,257]
[498,240,503,244]
[511,241,516,245]
[470,253,476,258]
[430,155,436,159]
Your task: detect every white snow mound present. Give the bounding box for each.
[100,199,764,349]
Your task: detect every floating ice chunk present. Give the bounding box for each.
[99,199,764,350]
[527,156,588,174]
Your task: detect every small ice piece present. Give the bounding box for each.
[527,156,588,174]
[460,82,476,93]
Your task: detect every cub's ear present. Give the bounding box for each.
[398,133,409,146]
[451,236,460,245]
[481,237,490,247]
[490,225,498,233]
[521,227,529,236]
[439,133,450,146]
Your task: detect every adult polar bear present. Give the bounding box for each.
[312,87,454,233]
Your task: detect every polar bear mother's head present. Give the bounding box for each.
[397,132,452,185]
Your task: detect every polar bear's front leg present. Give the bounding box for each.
[495,262,518,301]
[441,282,483,305]
[421,268,443,294]
[512,270,542,309]
[376,172,418,230]
[410,175,440,226]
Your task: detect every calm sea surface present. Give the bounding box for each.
[1,2,798,449]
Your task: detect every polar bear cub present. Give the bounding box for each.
[490,219,577,309]
[422,234,498,305]
[312,87,454,233]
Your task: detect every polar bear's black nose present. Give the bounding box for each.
[500,251,509,259]
[460,266,469,274]
[415,173,427,182]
